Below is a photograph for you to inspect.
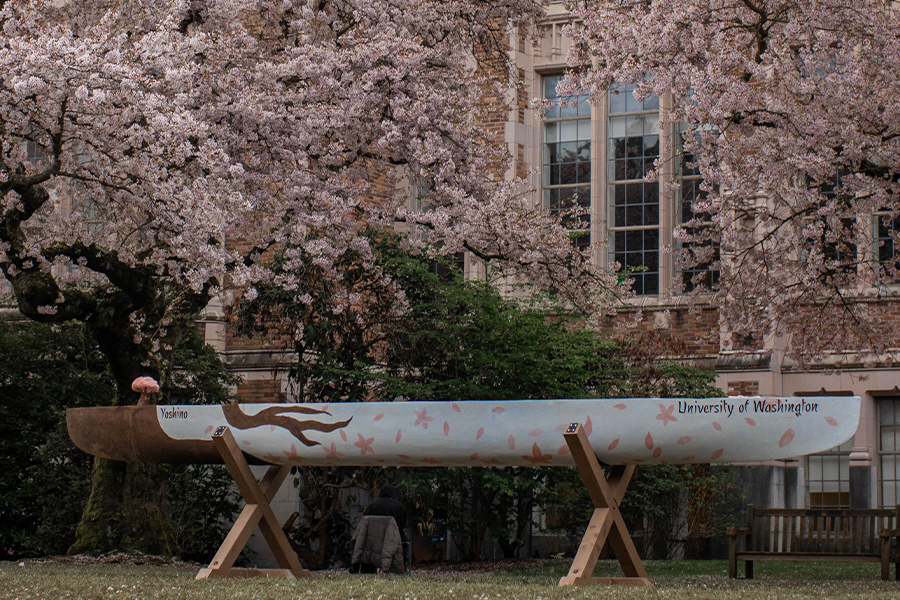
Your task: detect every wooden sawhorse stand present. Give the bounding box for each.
[196,426,310,580]
[558,423,652,587]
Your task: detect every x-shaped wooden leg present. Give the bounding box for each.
[558,423,652,587]
[196,426,310,580]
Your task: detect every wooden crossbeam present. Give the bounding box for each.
[558,423,652,587]
[195,426,310,580]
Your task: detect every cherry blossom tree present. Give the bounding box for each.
[564,0,900,366]
[0,0,623,395]
[0,0,632,554]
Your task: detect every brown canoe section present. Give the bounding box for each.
[66,406,264,464]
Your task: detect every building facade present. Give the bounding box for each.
[509,6,900,512]
[192,6,900,518]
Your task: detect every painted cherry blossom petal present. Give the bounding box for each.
[745,418,756,426]
[443,421,450,436]
[492,407,505,413]
[452,403,461,412]
[354,433,375,455]
[324,442,343,459]
[414,407,433,428]
[645,432,654,450]
[779,429,795,448]
[713,422,722,431]
[396,429,402,443]
[476,427,484,441]
[608,439,620,451]
[825,417,838,426]
[677,436,692,445]
[656,404,677,426]
[712,448,725,460]
[529,429,542,436]
[283,444,301,461]
[523,443,552,464]
[374,414,384,421]
[508,435,515,450]
[614,403,627,410]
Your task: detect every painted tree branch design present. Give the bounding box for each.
[222,404,351,447]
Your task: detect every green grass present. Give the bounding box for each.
[2,560,899,600]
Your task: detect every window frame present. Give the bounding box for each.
[606,83,662,296]
[878,396,900,508]
[541,74,592,249]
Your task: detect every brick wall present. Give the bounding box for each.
[237,377,285,403]
[727,380,759,396]
[599,305,721,358]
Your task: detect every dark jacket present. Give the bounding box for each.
[351,515,404,573]
[365,484,408,541]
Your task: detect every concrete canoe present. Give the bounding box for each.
[67,396,859,467]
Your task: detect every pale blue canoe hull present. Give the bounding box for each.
[68,397,859,466]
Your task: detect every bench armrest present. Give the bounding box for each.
[878,528,900,539]
[726,527,751,538]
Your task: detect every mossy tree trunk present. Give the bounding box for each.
[69,458,176,556]
[64,305,206,557]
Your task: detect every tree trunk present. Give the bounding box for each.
[68,458,176,556]
[65,294,205,557]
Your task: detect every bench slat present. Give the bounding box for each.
[733,552,881,562]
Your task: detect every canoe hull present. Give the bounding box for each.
[67,397,859,467]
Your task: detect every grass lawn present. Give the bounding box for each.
[2,559,898,600]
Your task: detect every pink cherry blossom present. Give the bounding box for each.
[1,0,628,408]
[283,444,302,462]
[323,442,343,460]
[131,377,160,394]
[656,404,677,426]
[522,443,552,464]
[414,407,433,429]
[566,0,900,366]
[354,433,375,455]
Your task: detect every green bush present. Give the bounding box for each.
[0,320,114,558]
[0,318,241,560]
[166,464,241,563]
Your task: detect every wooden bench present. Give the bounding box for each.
[727,505,900,581]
